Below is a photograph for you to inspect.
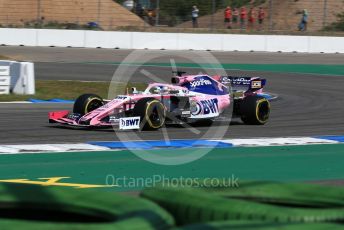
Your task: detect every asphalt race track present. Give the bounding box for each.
[0,47,343,144]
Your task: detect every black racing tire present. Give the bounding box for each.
[73,94,104,115]
[240,95,270,125]
[141,183,344,225]
[133,98,166,130]
[0,183,174,229]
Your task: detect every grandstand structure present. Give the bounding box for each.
[0,0,146,30]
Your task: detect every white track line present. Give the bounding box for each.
[216,137,338,147]
[0,137,341,155]
[0,144,110,154]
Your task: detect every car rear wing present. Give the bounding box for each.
[216,76,266,91]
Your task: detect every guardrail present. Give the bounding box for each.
[1,28,343,53]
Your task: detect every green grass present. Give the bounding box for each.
[0,80,147,102]
[1,144,344,191]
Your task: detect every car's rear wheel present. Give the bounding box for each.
[240,95,270,125]
[134,98,166,130]
[73,94,104,115]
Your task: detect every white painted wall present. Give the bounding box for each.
[0,28,37,46]
[178,33,223,51]
[84,31,132,49]
[222,34,266,52]
[132,32,179,50]
[36,29,85,47]
[0,28,343,53]
[265,35,309,53]
[309,36,344,53]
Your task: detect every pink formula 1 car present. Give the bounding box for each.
[49,72,270,130]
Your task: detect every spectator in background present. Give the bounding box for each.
[248,7,255,30]
[240,7,247,30]
[224,6,232,29]
[258,7,265,30]
[192,5,199,28]
[232,8,239,28]
[122,0,134,11]
[147,9,155,25]
[298,9,308,31]
[135,2,144,18]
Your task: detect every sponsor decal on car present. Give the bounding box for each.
[191,98,219,116]
[191,101,202,115]
[231,77,251,85]
[109,116,119,123]
[220,76,251,85]
[190,78,212,87]
[115,95,129,100]
[119,117,141,130]
[200,98,219,115]
[251,80,262,89]
[67,113,81,120]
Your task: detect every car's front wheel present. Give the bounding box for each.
[133,98,166,130]
[73,94,104,115]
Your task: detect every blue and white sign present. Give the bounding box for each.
[119,117,140,130]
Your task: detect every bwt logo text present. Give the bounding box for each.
[200,98,219,114]
[122,118,140,126]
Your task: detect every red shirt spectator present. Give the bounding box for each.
[240,7,247,19]
[224,6,232,29]
[224,7,231,20]
[248,7,255,23]
[240,7,247,29]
